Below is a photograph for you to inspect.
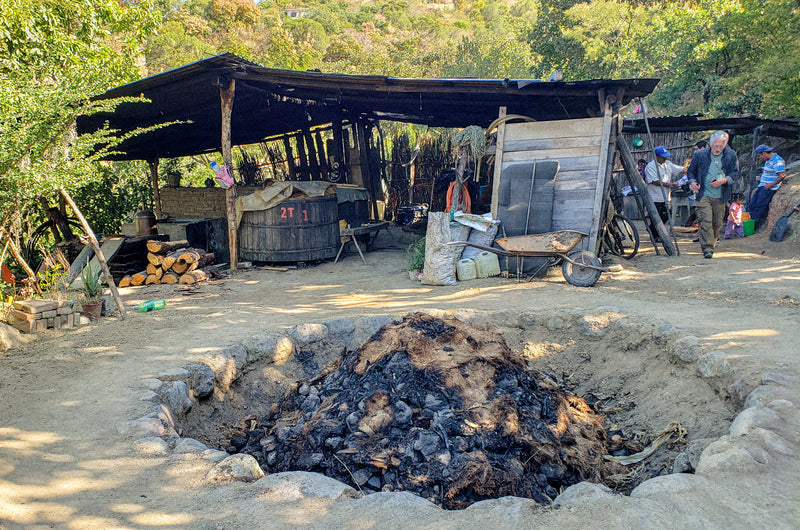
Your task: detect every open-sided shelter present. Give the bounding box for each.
[78,53,659,267]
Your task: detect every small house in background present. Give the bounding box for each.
[285,8,307,18]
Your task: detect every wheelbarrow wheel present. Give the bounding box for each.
[562,250,602,287]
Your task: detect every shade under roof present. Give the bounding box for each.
[77,53,660,161]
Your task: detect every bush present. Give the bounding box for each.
[407,237,425,271]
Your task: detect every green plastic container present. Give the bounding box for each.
[743,219,755,236]
[135,299,166,312]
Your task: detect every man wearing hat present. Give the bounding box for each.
[644,145,686,240]
[688,130,740,258]
[749,144,787,229]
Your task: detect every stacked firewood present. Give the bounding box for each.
[118,240,215,287]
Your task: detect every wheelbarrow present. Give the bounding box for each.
[450,230,607,287]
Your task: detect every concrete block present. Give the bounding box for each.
[11,317,35,333]
[11,309,38,323]
[13,299,59,314]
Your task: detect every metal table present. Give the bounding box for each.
[334,222,389,265]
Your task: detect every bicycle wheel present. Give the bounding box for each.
[26,219,84,270]
[605,214,639,259]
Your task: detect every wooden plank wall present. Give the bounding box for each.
[499,117,608,250]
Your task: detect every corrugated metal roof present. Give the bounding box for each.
[78,53,660,160]
[623,114,800,137]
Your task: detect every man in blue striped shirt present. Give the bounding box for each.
[749,145,787,229]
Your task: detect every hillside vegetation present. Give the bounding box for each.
[0,0,798,243]
[147,0,800,119]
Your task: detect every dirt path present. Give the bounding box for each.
[1,232,799,529]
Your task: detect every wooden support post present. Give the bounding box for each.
[282,137,297,181]
[589,92,613,253]
[220,78,238,270]
[356,120,378,219]
[59,187,127,319]
[147,158,163,219]
[332,114,345,181]
[0,225,44,296]
[450,145,470,217]
[490,107,508,218]
[315,132,327,174]
[342,127,352,183]
[296,133,309,181]
[616,132,676,255]
[303,128,321,181]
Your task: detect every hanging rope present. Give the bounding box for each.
[445,181,472,213]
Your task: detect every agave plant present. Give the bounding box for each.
[79,260,103,304]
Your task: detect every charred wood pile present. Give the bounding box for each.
[118,239,216,287]
[233,313,632,509]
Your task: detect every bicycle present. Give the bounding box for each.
[601,175,640,259]
[602,213,639,259]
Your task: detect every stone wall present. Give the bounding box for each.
[160,187,258,219]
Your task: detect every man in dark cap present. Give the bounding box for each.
[749,144,787,229]
[688,131,740,258]
[644,146,686,240]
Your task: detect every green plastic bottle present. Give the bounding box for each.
[135,299,166,312]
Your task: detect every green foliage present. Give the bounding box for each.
[38,264,70,302]
[69,162,152,235]
[0,0,160,236]
[79,260,103,303]
[407,237,426,271]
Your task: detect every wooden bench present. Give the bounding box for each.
[334,222,389,265]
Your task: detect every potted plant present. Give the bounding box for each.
[407,237,425,280]
[79,261,103,319]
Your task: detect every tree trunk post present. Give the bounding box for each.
[356,120,378,219]
[283,137,297,181]
[219,78,238,270]
[147,158,163,219]
[616,132,676,255]
[59,187,127,320]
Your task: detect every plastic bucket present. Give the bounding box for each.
[743,219,755,236]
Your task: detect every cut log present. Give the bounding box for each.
[145,274,160,285]
[147,252,164,266]
[118,275,132,288]
[162,271,179,284]
[131,271,147,286]
[178,270,208,284]
[146,262,160,276]
[172,250,202,274]
[147,239,189,254]
[162,251,178,271]
[184,252,215,274]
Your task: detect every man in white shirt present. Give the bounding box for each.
[644,145,686,241]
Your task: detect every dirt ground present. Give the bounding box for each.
[1,184,799,528]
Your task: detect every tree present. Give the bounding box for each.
[0,0,160,234]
